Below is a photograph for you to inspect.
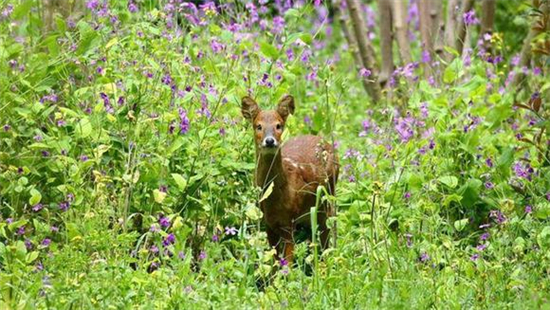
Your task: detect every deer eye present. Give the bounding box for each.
[276,124,282,130]
[256,124,262,131]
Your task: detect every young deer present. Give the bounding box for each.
[241,95,339,264]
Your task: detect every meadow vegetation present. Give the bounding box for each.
[1,0,550,308]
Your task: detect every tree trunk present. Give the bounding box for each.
[455,0,475,55]
[511,0,550,88]
[480,0,496,51]
[390,0,411,64]
[432,0,445,56]
[332,0,371,92]
[345,0,381,101]
[444,0,460,61]
[378,0,394,86]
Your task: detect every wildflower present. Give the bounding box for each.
[150,245,159,254]
[225,226,238,236]
[405,233,413,247]
[3,124,10,131]
[199,250,207,260]
[404,192,411,200]
[42,238,51,247]
[546,192,550,201]
[480,232,490,241]
[394,114,415,143]
[484,182,494,189]
[470,253,479,261]
[489,210,506,224]
[485,158,493,168]
[463,10,479,26]
[51,226,59,233]
[212,234,219,242]
[161,74,172,86]
[41,150,50,157]
[86,0,99,10]
[525,205,533,214]
[178,251,185,260]
[421,50,431,63]
[420,252,430,262]
[128,1,138,13]
[178,108,190,134]
[280,258,288,267]
[359,68,371,78]
[25,238,33,250]
[513,162,533,181]
[80,155,89,162]
[476,244,487,251]
[163,233,176,246]
[1,4,13,17]
[59,201,69,211]
[32,203,44,212]
[159,216,170,228]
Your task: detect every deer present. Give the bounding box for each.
[241,94,339,265]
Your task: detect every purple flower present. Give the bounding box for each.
[480,232,490,241]
[80,155,89,162]
[484,182,494,189]
[421,50,431,63]
[161,74,172,86]
[51,226,59,233]
[86,0,99,10]
[178,251,185,259]
[212,234,219,242]
[1,4,13,17]
[476,244,487,251]
[59,201,70,211]
[279,258,288,267]
[199,250,207,260]
[359,68,371,78]
[470,253,480,261]
[394,114,415,143]
[485,158,493,168]
[546,192,550,201]
[525,205,533,214]
[25,238,33,250]
[42,238,51,247]
[17,226,25,235]
[32,203,44,212]
[150,245,159,254]
[513,162,534,181]
[404,192,411,200]
[3,124,10,131]
[128,1,138,13]
[420,252,430,262]
[405,233,413,247]
[163,233,176,246]
[225,226,238,236]
[178,108,190,134]
[489,210,506,224]
[159,216,170,228]
[463,10,479,26]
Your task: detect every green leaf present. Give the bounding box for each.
[454,218,469,232]
[259,42,279,60]
[458,179,483,208]
[29,188,42,206]
[153,189,166,204]
[439,176,459,189]
[443,58,463,84]
[259,182,274,203]
[171,174,187,191]
[537,227,550,249]
[12,0,33,20]
[75,117,93,138]
[26,251,39,264]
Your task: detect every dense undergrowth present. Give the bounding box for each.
[1,0,550,308]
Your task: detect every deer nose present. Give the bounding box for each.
[264,137,276,147]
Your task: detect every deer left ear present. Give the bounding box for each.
[276,95,295,121]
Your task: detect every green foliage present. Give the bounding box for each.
[0,0,549,309]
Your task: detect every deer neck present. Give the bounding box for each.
[255,150,288,190]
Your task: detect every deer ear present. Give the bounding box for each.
[276,95,295,121]
[241,96,260,122]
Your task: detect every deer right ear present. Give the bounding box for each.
[241,96,260,122]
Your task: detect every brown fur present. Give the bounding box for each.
[242,95,339,264]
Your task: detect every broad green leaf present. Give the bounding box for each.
[454,218,469,232]
[439,176,458,188]
[29,188,42,206]
[75,117,93,138]
[259,42,279,60]
[171,174,187,190]
[153,189,166,204]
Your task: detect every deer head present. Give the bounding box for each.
[241,95,295,154]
